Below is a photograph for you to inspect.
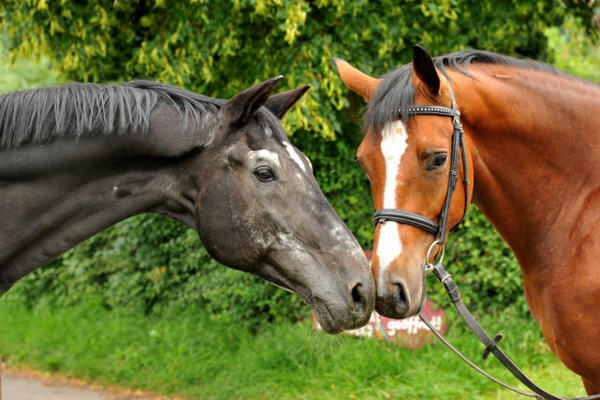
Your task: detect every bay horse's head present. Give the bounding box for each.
[193,77,375,332]
[333,46,473,319]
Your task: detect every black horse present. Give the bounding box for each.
[0,77,375,333]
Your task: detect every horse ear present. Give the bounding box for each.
[332,58,382,102]
[263,84,311,119]
[220,76,283,126]
[412,45,440,95]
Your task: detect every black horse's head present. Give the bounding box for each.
[0,76,373,332]
[190,77,374,333]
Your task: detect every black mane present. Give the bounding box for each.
[365,49,590,131]
[0,80,224,149]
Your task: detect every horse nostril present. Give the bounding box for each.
[394,283,409,315]
[350,282,366,314]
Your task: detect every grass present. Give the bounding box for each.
[0,298,586,399]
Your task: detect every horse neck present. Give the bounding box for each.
[0,114,205,293]
[455,67,600,267]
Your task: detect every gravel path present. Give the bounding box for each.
[0,369,170,400]
[2,372,109,400]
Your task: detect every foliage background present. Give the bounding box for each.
[0,0,598,327]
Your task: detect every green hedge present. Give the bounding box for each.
[2,1,597,326]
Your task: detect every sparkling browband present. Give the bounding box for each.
[400,105,460,118]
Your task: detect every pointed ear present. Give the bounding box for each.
[412,45,440,96]
[331,58,382,102]
[263,84,311,119]
[220,76,284,126]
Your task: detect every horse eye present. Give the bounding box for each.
[435,154,447,166]
[254,166,275,182]
[428,153,447,170]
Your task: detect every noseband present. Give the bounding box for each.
[372,88,470,250]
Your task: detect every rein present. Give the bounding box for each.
[372,89,600,400]
[421,263,600,400]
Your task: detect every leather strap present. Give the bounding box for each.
[403,105,460,118]
[372,209,438,235]
[425,262,600,400]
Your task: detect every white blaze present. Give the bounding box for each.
[283,142,307,172]
[376,120,408,294]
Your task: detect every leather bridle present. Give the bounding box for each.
[371,86,600,400]
[372,86,470,255]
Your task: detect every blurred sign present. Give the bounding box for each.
[313,300,447,349]
[313,250,448,349]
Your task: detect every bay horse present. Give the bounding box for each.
[0,77,375,334]
[333,46,600,392]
